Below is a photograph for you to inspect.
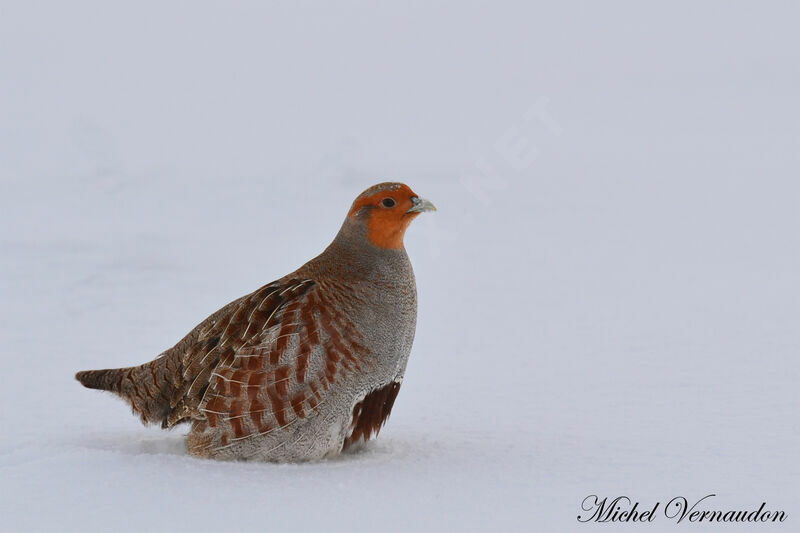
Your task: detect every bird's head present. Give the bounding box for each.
[347,182,436,250]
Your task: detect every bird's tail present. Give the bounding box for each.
[76,356,177,426]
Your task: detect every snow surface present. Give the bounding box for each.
[1,2,798,532]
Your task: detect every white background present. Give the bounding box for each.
[1,2,798,531]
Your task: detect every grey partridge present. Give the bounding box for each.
[76,182,435,462]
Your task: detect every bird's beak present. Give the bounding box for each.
[407,196,437,214]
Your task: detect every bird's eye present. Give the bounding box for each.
[381,198,396,208]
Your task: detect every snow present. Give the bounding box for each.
[1,1,798,531]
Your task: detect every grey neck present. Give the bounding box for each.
[304,216,408,283]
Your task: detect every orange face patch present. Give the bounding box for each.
[348,183,421,249]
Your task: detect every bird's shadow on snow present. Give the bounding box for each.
[67,428,435,467]
[69,430,189,457]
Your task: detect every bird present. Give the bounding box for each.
[75,182,435,462]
